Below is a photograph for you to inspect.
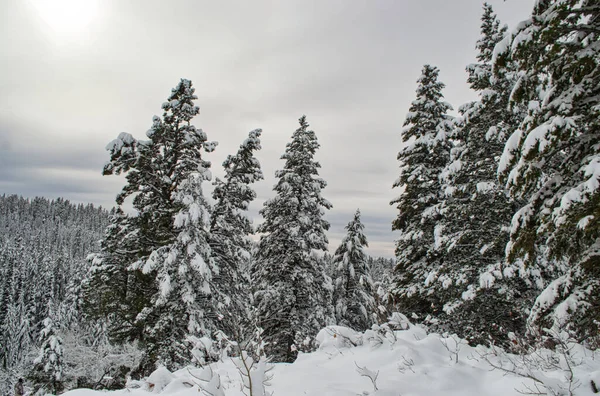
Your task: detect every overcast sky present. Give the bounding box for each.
[0,0,535,257]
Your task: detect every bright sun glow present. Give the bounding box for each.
[29,0,99,35]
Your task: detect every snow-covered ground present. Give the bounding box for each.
[61,319,600,396]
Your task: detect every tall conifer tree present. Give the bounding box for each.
[390,65,453,319]
[85,79,217,371]
[431,4,530,345]
[252,116,332,363]
[209,129,263,337]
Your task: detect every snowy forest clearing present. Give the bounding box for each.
[57,323,600,396]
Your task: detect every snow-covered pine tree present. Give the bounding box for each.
[332,209,376,332]
[431,4,531,346]
[2,264,36,371]
[495,0,600,340]
[31,317,64,394]
[85,79,217,372]
[252,116,332,363]
[210,129,263,339]
[390,65,453,320]
[1,303,29,370]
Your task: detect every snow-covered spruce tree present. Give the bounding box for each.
[210,129,263,339]
[252,115,332,363]
[1,300,34,371]
[31,317,64,394]
[84,79,218,372]
[431,4,531,346]
[495,0,600,341]
[390,65,453,320]
[332,209,376,331]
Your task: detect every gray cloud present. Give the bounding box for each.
[0,0,536,257]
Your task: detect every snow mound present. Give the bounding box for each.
[146,366,175,393]
[316,326,362,349]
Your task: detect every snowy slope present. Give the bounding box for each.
[61,321,600,396]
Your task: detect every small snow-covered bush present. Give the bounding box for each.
[480,325,597,396]
[363,313,412,348]
[59,328,142,390]
[387,312,412,330]
[188,335,221,366]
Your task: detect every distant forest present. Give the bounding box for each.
[0,196,108,383]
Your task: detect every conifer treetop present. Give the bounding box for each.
[258,115,332,252]
[400,65,453,150]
